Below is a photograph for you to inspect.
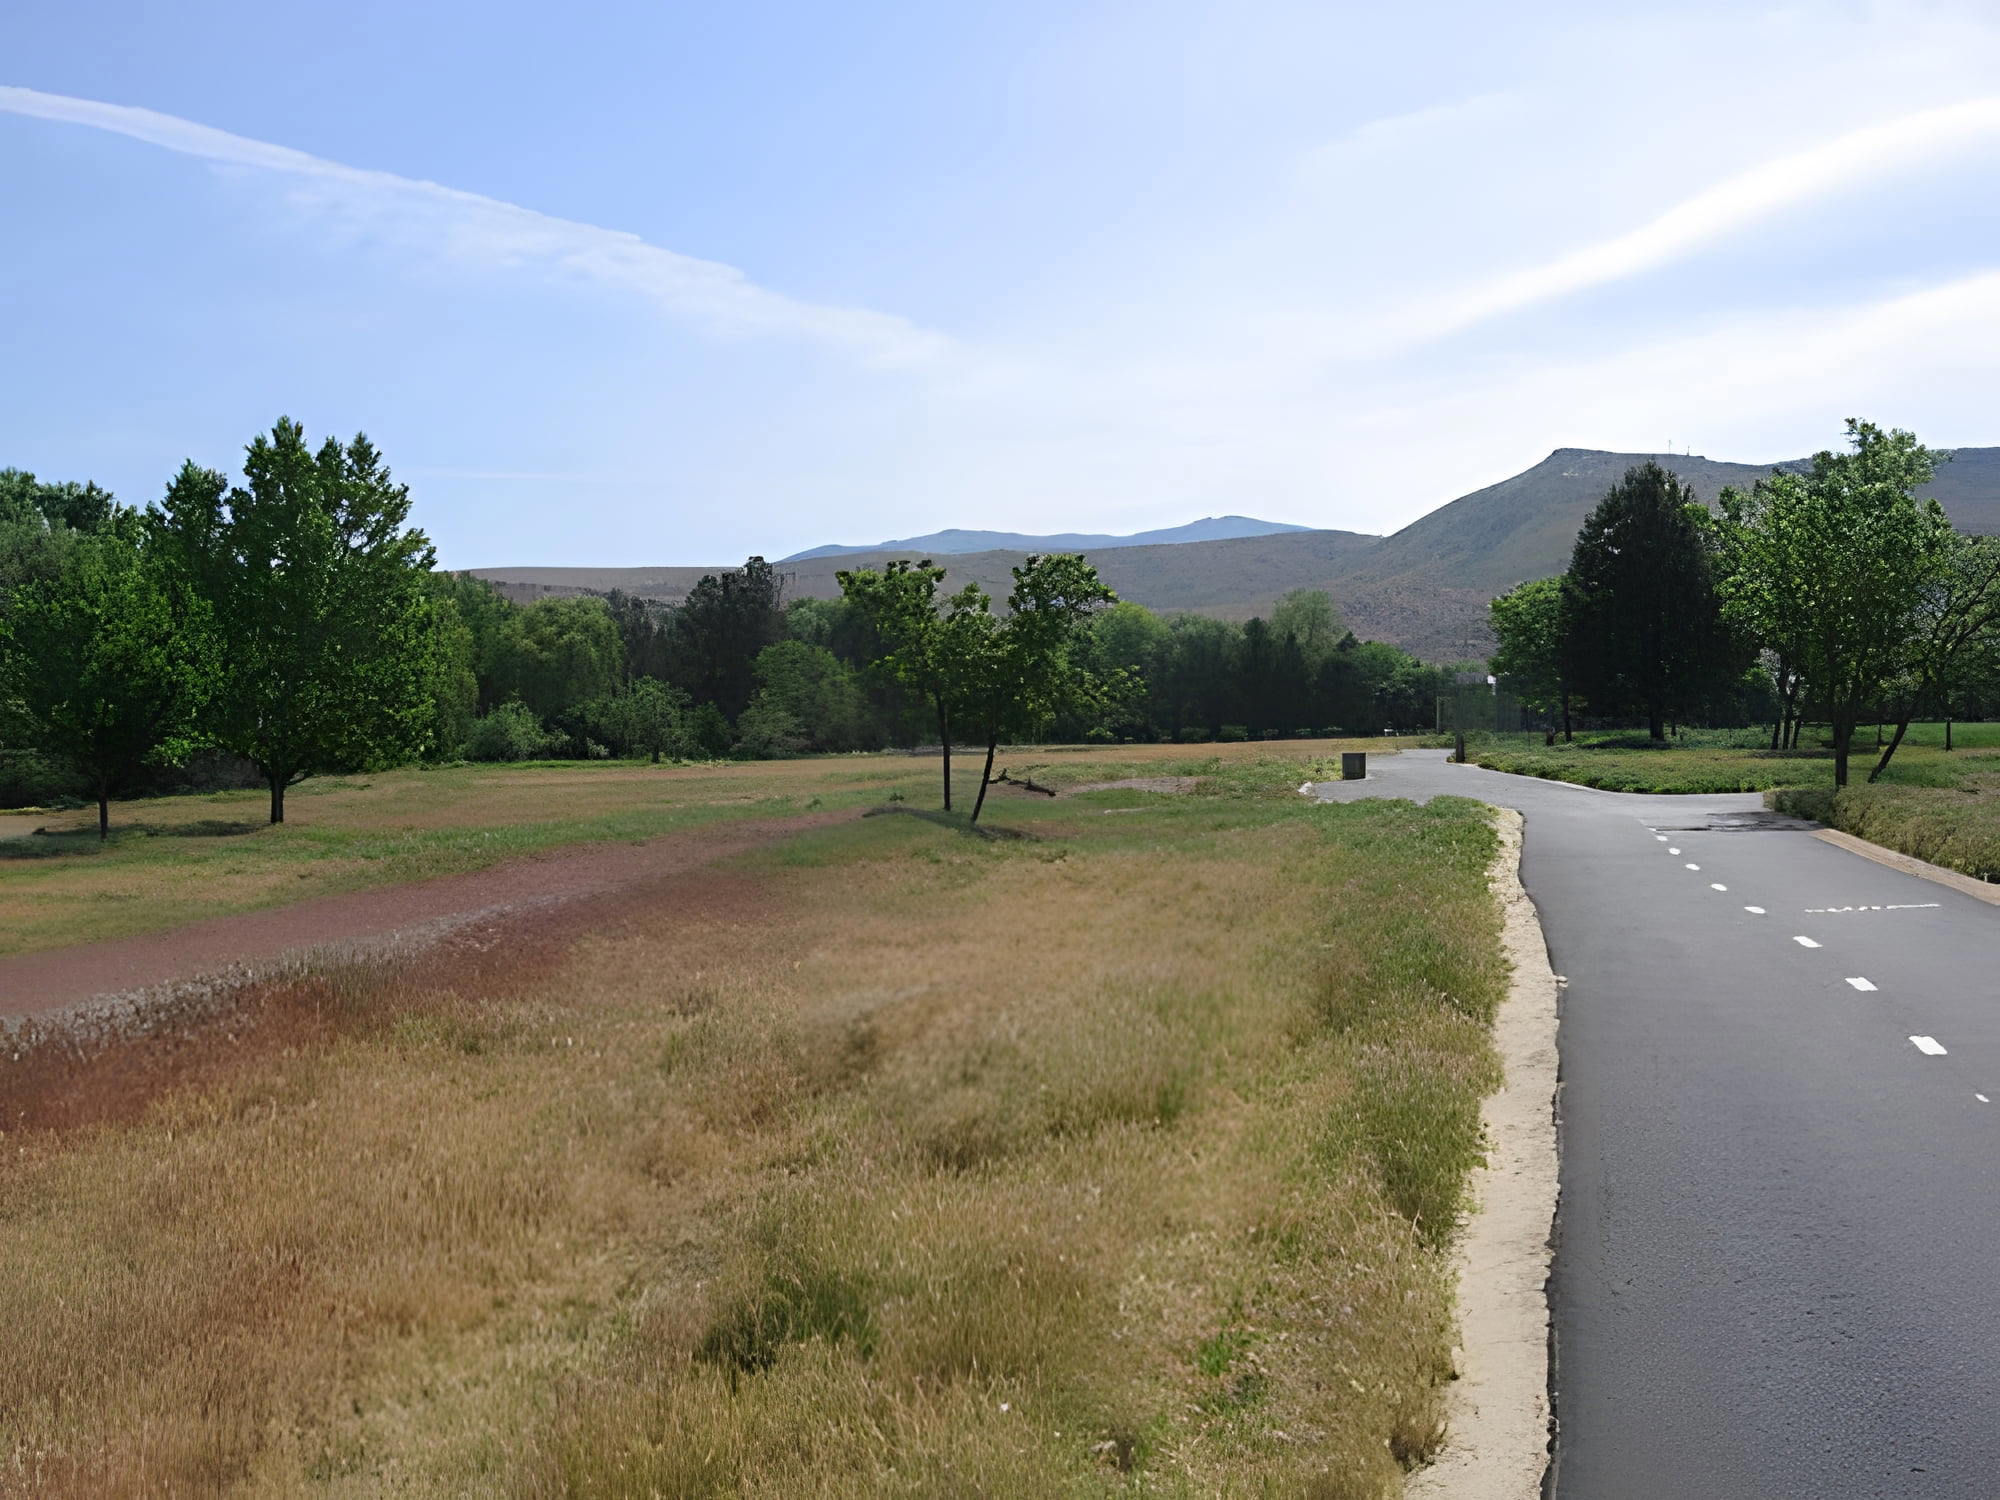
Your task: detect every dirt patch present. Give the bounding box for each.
[0,810,848,1024]
[1064,776,1201,796]
[0,815,46,839]
[1407,806,1557,1500]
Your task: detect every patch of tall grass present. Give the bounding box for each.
[0,763,1504,1497]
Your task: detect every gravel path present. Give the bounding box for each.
[0,810,847,1023]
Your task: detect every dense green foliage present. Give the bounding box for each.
[3,426,1471,820]
[1491,423,2000,787]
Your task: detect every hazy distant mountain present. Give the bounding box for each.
[471,446,2000,661]
[780,515,1312,561]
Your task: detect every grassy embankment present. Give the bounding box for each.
[1468,724,2000,882]
[0,740,1414,959]
[1,743,1507,1498]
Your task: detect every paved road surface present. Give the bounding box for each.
[1315,750,2000,1499]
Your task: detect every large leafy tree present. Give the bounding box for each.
[1717,421,1954,787]
[1565,461,1742,740]
[0,511,208,837]
[154,419,441,823]
[494,595,624,722]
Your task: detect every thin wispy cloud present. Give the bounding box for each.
[1386,96,2000,350]
[0,84,950,367]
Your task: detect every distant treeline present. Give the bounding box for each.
[1,421,1456,831]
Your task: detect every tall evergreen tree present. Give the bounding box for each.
[1565,461,1740,740]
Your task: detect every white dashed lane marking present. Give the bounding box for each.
[1910,1036,1948,1056]
[1710,883,1728,891]
[1804,903,1942,914]
[1846,977,1879,992]
[1668,847,1681,855]
[1685,863,1701,871]
[1793,936,1821,948]
[1655,835,1668,842]
[1978,1094,1991,1104]
[1744,906,1766,915]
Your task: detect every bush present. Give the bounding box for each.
[1260,728,1285,741]
[464,702,561,762]
[1218,725,1250,743]
[1175,727,1210,743]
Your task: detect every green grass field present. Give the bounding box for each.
[2,745,1499,1498]
[1465,725,2000,883]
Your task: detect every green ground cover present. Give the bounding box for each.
[1467,725,2000,884]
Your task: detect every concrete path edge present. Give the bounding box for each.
[1407,806,1558,1500]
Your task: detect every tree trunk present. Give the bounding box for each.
[270,775,287,825]
[970,735,1000,823]
[1648,706,1665,741]
[935,701,952,811]
[1869,716,1913,783]
[1831,718,1852,789]
[651,746,661,764]
[98,785,110,842]
[1560,682,1573,743]
[1946,717,1954,752]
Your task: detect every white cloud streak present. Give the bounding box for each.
[0,84,950,367]
[1397,96,2000,347]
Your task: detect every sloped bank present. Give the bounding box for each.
[1408,808,1558,1499]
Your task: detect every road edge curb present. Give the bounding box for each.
[1407,805,1558,1500]
[1810,826,2000,907]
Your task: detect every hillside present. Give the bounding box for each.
[782,514,1311,561]
[473,445,2000,661]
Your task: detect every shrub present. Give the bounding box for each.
[1218,725,1250,743]
[464,701,561,762]
[1176,727,1210,743]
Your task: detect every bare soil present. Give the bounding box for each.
[0,810,847,1022]
[0,815,45,839]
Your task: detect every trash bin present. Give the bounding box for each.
[1341,752,1366,781]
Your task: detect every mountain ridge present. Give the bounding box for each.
[471,445,2000,661]
[779,514,1316,561]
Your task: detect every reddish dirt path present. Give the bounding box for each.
[0,811,847,1020]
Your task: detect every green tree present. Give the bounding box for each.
[838,559,983,810]
[1489,577,1574,739]
[1865,532,2000,780]
[154,419,442,823]
[1717,421,1955,787]
[963,554,1118,822]
[746,640,871,752]
[1269,588,1345,670]
[494,595,624,723]
[0,513,207,837]
[1566,461,1742,740]
[588,677,689,762]
[671,557,787,720]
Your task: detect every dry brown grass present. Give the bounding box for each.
[0,752,1497,1498]
[0,741,1412,958]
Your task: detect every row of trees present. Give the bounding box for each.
[2,419,1463,835]
[1489,421,2000,786]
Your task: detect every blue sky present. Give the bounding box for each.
[8,0,2000,567]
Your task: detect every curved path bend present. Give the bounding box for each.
[1315,749,2000,1499]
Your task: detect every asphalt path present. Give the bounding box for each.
[1313,749,2000,1499]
